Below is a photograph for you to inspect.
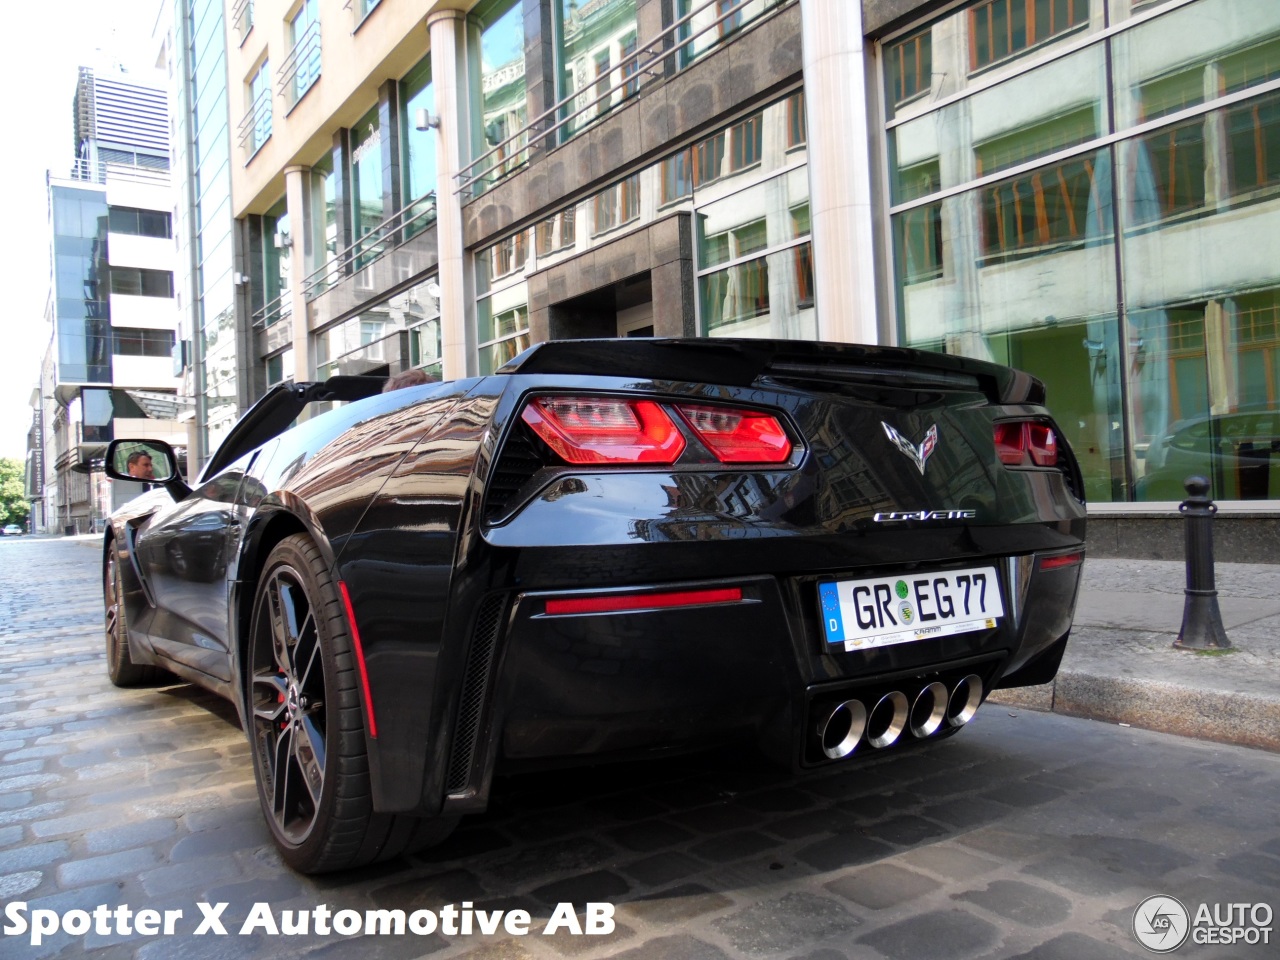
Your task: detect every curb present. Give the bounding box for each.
[989,671,1280,753]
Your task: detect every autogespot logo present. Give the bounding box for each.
[1133,896,1190,953]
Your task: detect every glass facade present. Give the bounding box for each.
[555,0,638,139]
[181,0,238,460]
[885,0,1280,502]
[470,0,527,188]
[399,55,437,238]
[51,185,111,384]
[676,0,782,66]
[260,197,291,327]
[350,105,384,261]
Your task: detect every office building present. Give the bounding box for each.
[34,65,185,534]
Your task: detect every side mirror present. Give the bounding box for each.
[104,440,191,498]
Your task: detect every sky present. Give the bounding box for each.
[0,0,164,461]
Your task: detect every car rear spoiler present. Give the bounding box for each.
[496,338,1044,406]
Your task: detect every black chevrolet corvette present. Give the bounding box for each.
[102,338,1085,873]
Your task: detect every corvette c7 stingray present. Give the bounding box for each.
[101,338,1085,873]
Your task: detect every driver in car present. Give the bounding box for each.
[127,452,155,481]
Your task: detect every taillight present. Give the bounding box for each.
[676,404,792,464]
[994,420,1058,467]
[522,396,686,464]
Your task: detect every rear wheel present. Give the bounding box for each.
[104,547,161,686]
[247,534,454,873]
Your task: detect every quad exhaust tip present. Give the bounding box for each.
[818,699,867,760]
[814,675,986,761]
[867,691,909,749]
[947,674,983,727]
[910,681,949,739]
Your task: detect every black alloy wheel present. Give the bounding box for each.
[104,547,159,687]
[247,534,455,873]
[250,554,329,848]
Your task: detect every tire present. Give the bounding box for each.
[104,546,161,687]
[247,534,455,874]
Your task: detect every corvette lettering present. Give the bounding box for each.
[873,510,977,522]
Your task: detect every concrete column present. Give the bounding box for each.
[284,165,312,380]
[800,0,880,345]
[429,9,471,380]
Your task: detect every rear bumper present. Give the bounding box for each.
[438,545,1082,814]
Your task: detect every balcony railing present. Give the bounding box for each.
[67,158,169,187]
[455,0,790,195]
[301,192,437,300]
[231,0,253,41]
[278,20,321,108]
[251,293,292,331]
[237,87,273,156]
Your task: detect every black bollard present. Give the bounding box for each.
[1173,475,1231,651]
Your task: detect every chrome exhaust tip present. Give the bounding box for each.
[947,674,983,727]
[818,699,867,760]
[867,691,909,749]
[910,681,949,738]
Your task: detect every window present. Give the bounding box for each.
[110,267,174,298]
[535,209,576,256]
[286,0,321,107]
[108,207,172,239]
[969,0,1089,73]
[786,91,807,149]
[730,114,762,172]
[473,0,527,185]
[592,175,641,236]
[350,106,383,260]
[887,30,932,107]
[791,205,814,308]
[359,0,381,17]
[482,232,529,284]
[399,55,437,237]
[113,328,176,357]
[717,0,745,36]
[555,0,637,139]
[232,0,253,42]
[694,132,726,185]
[246,59,272,154]
[621,34,639,97]
[308,153,337,284]
[1225,91,1280,201]
[661,150,693,204]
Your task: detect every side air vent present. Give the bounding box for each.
[485,420,557,521]
[446,594,507,795]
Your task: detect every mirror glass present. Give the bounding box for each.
[111,442,175,483]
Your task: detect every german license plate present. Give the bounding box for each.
[818,566,1004,651]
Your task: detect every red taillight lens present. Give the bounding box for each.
[1026,423,1058,466]
[994,422,1026,465]
[994,421,1058,467]
[677,404,792,464]
[522,396,686,464]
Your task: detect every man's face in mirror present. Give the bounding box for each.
[127,453,155,480]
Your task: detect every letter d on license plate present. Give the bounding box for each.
[819,565,1004,652]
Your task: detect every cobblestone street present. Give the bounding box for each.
[1,537,1277,959]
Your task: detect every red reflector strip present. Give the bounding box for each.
[545,587,743,616]
[1039,552,1084,571]
[338,581,378,739]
